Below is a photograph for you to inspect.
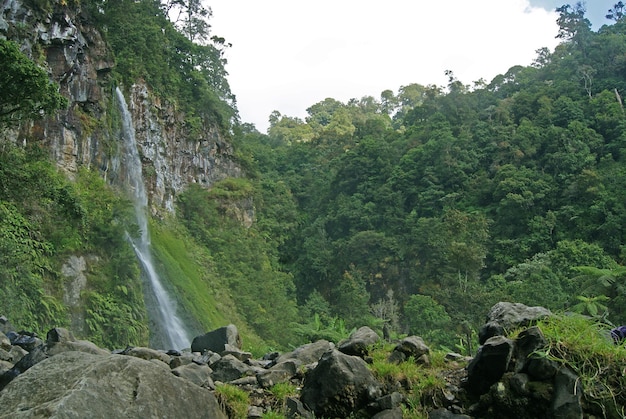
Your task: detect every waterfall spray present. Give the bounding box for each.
[115,87,190,350]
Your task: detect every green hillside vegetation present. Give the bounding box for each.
[3,1,626,355]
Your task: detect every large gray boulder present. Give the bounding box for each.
[275,339,334,367]
[479,302,551,344]
[301,349,381,418]
[191,324,241,354]
[338,326,380,357]
[0,351,226,418]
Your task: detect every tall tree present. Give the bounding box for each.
[0,39,67,127]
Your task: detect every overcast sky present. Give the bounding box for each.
[207,1,615,132]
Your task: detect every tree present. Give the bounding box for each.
[163,0,213,43]
[606,1,625,22]
[0,39,67,127]
[403,294,453,347]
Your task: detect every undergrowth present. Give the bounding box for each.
[535,314,626,418]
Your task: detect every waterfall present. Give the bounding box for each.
[114,87,190,351]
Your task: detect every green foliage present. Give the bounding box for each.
[0,142,147,344]
[85,290,148,349]
[176,183,298,347]
[91,0,236,130]
[0,38,67,127]
[535,315,626,417]
[232,10,626,347]
[290,312,352,343]
[215,384,250,419]
[403,295,454,348]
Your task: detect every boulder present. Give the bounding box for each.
[338,326,380,357]
[0,332,11,351]
[551,367,583,419]
[372,408,404,419]
[285,396,314,418]
[0,351,227,418]
[46,340,110,357]
[191,324,241,354]
[275,339,334,367]
[466,335,514,395]
[0,345,48,391]
[124,346,171,364]
[0,316,12,334]
[210,354,253,383]
[46,328,75,345]
[428,408,472,418]
[479,302,551,344]
[8,332,42,352]
[301,349,381,418]
[512,326,547,373]
[256,359,298,388]
[171,362,214,389]
[388,335,430,364]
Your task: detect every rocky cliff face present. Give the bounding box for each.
[1,0,241,215]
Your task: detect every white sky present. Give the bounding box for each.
[207,1,614,132]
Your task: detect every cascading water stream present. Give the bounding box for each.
[115,87,190,351]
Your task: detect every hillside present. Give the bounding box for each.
[2,0,626,357]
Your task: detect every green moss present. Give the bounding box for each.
[148,218,266,353]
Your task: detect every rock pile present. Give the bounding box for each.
[1,303,617,418]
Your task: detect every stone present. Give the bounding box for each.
[372,408,404,419]
[9,345,28,364]
[0,351,227,418]
[46,340,110,357]
[169,352,194,369]
[526,356,560,381]
[466,335,514,395]
[211,354,253,383]
[275,339,334,367]
[257,368,293,388]
[512,326,547,372]
[221,343,252,361]
[9,332,42,352]
[124,346,171,364]
[191,324,242,354]
[0,345,48,391]
[0,316,12,334]
[509,373,531,396]
[0,348,10,362]
[388,335,430,364]
[479,302,551,344]
[247,405,264,418]
[193,350,221,366]
[301,349,381,418]
[338,326,380,357]
[377,392,404,410]
[285,396,314,419]
[551,367,583,419]
[428,408,472,418]
[171,362,214,389]
[0,332,11,351]
[46,328,75,345]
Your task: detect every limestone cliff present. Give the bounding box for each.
[0,0,241,215]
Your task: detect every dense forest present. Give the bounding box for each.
[2,1,626,353]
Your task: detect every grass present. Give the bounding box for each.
[368,342,449,417]
[215,384,250,419]
[148,218,266,352]
[534,314,626,418]
[267,382,299,414]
